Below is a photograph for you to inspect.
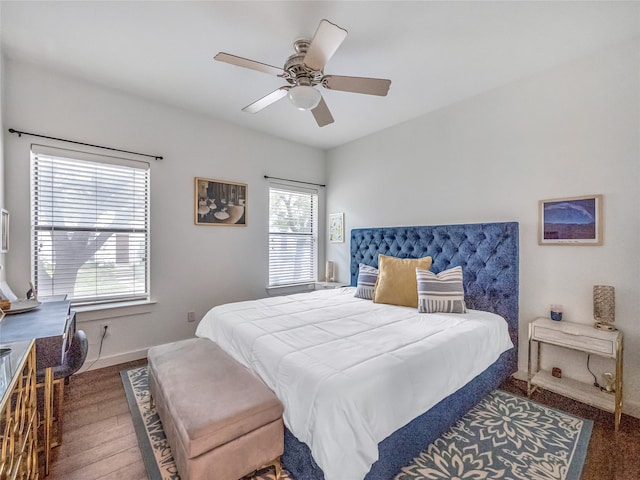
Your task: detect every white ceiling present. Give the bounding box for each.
[2,1,639,150]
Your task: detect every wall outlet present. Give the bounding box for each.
[187,311,196,323]
[99,322,111,336]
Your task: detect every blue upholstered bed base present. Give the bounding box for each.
[282,222,519,480]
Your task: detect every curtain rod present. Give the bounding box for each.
[264,175,325,188]
[8,128,163,161]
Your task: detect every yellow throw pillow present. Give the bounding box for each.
[373,254,433,308]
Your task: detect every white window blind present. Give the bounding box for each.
[31,146,150,305]
[268,185,318,286]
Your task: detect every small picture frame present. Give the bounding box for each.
[539,194,602,245]
[1,209,9,253]
[329,212,344,243]
[195,177,247,226]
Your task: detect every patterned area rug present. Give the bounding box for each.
[121,366,592,480]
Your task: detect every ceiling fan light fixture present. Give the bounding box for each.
[288,85,321,111]
[215,19,390,127]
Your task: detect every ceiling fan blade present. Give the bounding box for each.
[323,75,391,96]
[311,96,334,127]
[242,87,290,113]
[303,19,348,72]
[215,52,285,77]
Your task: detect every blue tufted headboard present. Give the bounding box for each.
[350,222,519,353]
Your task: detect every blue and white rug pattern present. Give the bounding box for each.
[395,390,592,480]
[124,365,181,480]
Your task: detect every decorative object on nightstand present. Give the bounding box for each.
[325,260,335,282]
[593,285,616,331]
[528,317,623,431]
[550,304,563,321]
[601,372,616,393]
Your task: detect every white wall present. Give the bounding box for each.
[326,39,640,417]
[3,59,325,368]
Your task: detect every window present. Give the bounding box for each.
[31,146,150,305]
[268,185,318,286]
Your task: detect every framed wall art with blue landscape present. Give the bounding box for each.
[539,194,602,245]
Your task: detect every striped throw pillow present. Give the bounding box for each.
[354,264,378,300]
[416,266,467,313]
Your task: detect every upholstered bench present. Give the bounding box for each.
[147,338,284,480]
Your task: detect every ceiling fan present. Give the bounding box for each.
[214,19,391,127]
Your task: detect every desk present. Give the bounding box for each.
[0,300,75,474]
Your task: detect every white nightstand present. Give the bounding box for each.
[314,281,348,290]
[527,317,623,431]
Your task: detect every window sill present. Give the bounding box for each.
[74,298,157,321]
[266,283,315,296]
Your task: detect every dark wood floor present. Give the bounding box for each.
[45,359,148,480]
[46,363,640,479]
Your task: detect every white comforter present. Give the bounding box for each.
[195,287,513,480]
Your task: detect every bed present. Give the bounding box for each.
[196,221,519,480]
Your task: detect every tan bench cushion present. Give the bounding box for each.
[147,338,283,459]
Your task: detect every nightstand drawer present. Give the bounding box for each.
[532,325,614,356]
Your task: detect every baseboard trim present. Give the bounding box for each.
[513,370,639,419]
[80,348,149,372]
